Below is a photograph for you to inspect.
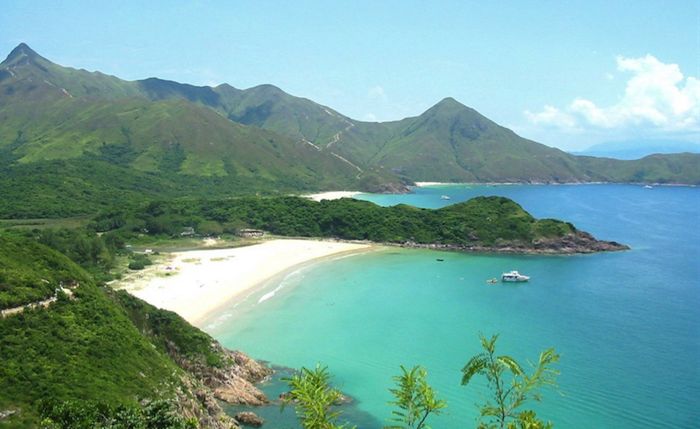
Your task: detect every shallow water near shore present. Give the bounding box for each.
[208,184,699,428]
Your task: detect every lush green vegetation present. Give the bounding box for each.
[91,196,576,249]
[127,253,153,270]
[113,290,227,368]
[0,235,237,428]
[387,366,446,429]
[282,365,352,429]
[461,335,560,429]
[0,235,92,309]
[39,399,195,429]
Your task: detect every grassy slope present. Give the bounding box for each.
[0,94,361,184]
[140,74,698,185]
[0,45,373,197]
[174,81,700,185]
[361,98,584,182]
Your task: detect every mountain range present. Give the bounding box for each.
[574,140,700,160]
[1,43,698,216]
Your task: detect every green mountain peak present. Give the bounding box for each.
[2,42,44,67]
[436,96,463,107]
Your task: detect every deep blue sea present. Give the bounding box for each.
[207,184,700,428]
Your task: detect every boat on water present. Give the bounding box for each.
[501,270,530,282]
[440,195,451,200]
[644,185,653,189]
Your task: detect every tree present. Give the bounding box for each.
[386,365,447,429]
[282,365,354,429]
[461,334,559,429]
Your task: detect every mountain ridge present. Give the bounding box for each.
[0,44,406,203]
[1,42,698,219]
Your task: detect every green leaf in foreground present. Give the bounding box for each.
[387,365,446,429]
[461,334,559,429]
[282,364,354,429]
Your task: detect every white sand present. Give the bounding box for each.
[305,191,362,201]
[114,239,372,325]
[414,182,453,187]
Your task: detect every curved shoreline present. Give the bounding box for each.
[112,239,376,326]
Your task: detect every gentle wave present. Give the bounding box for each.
[257,268,306,303]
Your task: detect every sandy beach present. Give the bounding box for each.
[305,191,362,201]
[414,182,459,187]
[114,239,373,325]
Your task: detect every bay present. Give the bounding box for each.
[208,184,700,428]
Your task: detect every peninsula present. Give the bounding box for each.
[94,195,628,256]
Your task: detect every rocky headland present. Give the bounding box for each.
[398,230,629,255]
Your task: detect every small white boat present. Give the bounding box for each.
[501,270,530,282]
[644,185,653,189]
[440,195,451,200]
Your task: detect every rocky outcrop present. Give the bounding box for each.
[169,342,272,407]
[203,347,271,406]
[530,231,628,254]
[234,411,264,427]
[174,376,239,429]
[228,350,272,384]
[164,340,273,428]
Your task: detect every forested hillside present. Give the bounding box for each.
[0,234,270,428]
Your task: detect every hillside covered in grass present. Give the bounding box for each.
[0,234,270,428]
[0,44,404,218]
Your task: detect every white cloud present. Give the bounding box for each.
[367,85,387,101]
[363,113,379,122]
[524,105,578,130]
[526,55,700,133]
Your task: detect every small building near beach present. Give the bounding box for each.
[238,228,265,238]
[180,227,195,237]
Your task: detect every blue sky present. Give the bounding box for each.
[1,0,698,150]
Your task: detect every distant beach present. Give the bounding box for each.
[413,182,452,187]
[305,191,362,201]
[114,239,374,325]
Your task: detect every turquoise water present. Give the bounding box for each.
[208,184,700,428]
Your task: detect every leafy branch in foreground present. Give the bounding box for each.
[461,334,559,429]
[282,364,354,429]
[386,365,446,429]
